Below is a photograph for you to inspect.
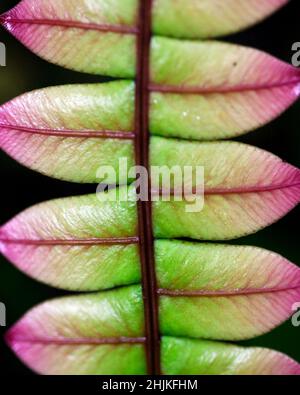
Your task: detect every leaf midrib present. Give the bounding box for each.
[0,16,138,35]
[0,123,135,139]
[150,78,300,94]
[157,285,300,297]
[7,335,146,345]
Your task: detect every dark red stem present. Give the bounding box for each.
[135,0,160,376]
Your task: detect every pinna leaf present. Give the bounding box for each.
[1,194,300,295]
[150,38,300,140]
[6,284,300,375]
[0,82,136,183]
[1,1,299,139]
[0,0,138,78]
[152,0,290,39]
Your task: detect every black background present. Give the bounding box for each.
[0,0,300,375]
